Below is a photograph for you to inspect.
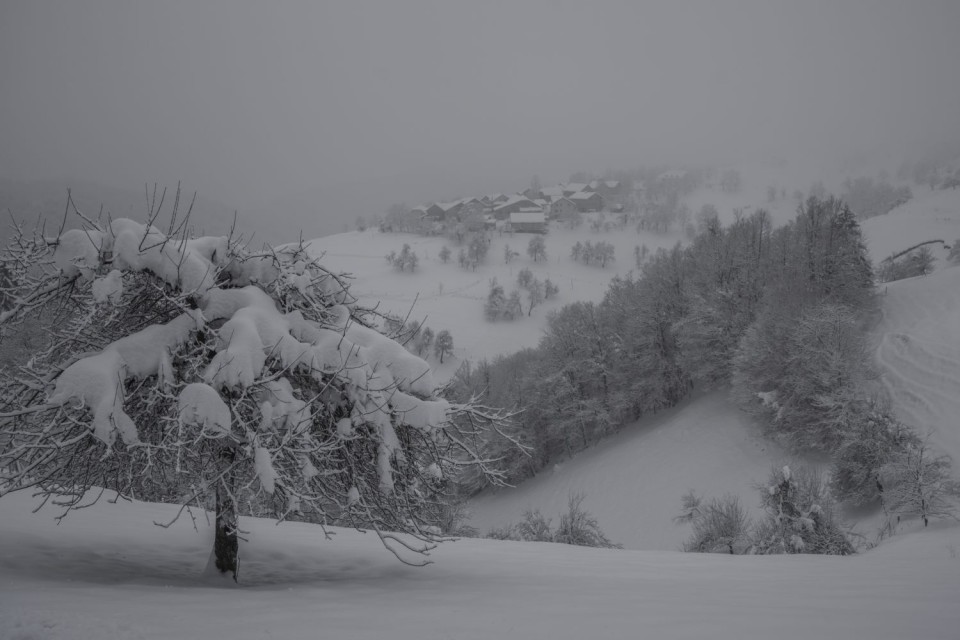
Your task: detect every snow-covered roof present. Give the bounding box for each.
[605,180,620,188]
[564,183,588,193]
[569,191,600,200]
[437,201,463,212]
[541,186,565,198]
[509,211,546,224]
[493,195,536,211]
[551,197,576,207]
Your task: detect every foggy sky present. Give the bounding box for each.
[2,1,959,239]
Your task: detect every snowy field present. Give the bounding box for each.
[306,222,685,366]
[1,489,959,640]
[468,392,789,550]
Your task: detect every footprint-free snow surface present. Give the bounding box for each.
[875,265,960,465]
[468,392,787,550]
[1,489,958,640]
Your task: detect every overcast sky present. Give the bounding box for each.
[2,1,958,239]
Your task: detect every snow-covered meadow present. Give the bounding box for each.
[2,489,959,640]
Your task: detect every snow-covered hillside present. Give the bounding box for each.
[860,186,960,265]
[306,223,684,366]
[875,266,960,465]
[1,489,958,640]
[468,392,787,550]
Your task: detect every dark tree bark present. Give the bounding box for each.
[214,447,239,581]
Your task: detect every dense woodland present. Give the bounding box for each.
[449,196,955,544]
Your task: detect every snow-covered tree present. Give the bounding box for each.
[830,405,920,506]
[675,492,752,555]
[525,279,544,316]
[484,279,508,321]
[527,236,547,263]
[882,441,957,527]
[439,245,451,264]
[0,198,518,581]
[387,243,418,271]
[544,278,559,300]
[415,326,435,357]
[516,267,534,290]
[753,465,854,555]
[434,330,453,364]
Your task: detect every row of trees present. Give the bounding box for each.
[841,176,912,219]
[383,317,455,364]
[571,241,615,267]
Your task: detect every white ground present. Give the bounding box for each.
[306,222,684,367]
[468,392,789,550]
[3,169,960,639]
[1,489,958,640]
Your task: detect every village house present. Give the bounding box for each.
[423,203,446,221]
[492,195,538,220]
[562,183,589,197]
[540,185,566,201]
[569,190,604,213]
[508,210,547,233]
[437,200,464,222]
[589,180,623,200]
[549,196,579,220]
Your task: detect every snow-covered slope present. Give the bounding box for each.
[861,186,960,464]
[874,264,960,465]
[306,224,684,367]
[1,489,958,640]
[468,392,787,550]
[860,186,960,266]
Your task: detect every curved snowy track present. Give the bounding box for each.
[875,266,960,464]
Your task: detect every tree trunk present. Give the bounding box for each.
[214,447,239,581]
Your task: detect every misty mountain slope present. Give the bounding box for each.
[307,224,684,366]
[1,489,958,640]
[467,392,788,551]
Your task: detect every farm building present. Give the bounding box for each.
[549,197,579,220]
[508,210,547,233]
[569,191,604,212]
[493,195,538,220]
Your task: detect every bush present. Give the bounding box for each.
[675,492,752,554]
[486,492,621,549]
[386,243,419,271]
[554,493,621,548]
[878,246,935,282]
[753,465,854,555]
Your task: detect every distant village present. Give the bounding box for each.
[383,179,641,236]
[378,168,717,236]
